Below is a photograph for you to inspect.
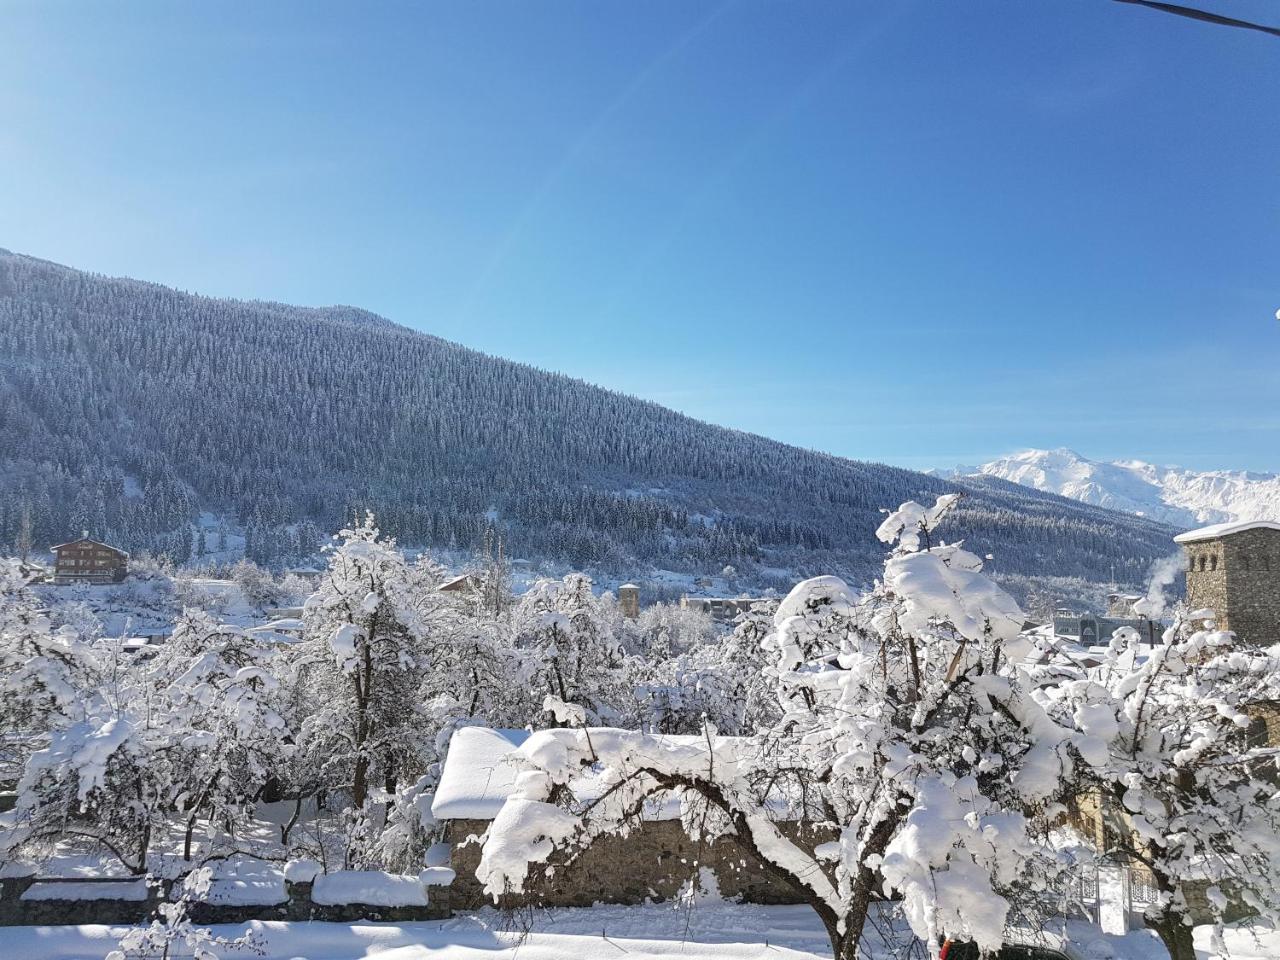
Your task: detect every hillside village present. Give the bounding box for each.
[2,504,1277,960]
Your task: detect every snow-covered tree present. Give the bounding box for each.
[148,611,293,860]
[476,497,1076,960]
[370,772,439,874]
[512,574,624,724]
[10,606,291,873]
[0,563,100,743]
[694,599,781,734]
[229,559,284,612]
[14,697,176,873]
[1041,616,1280,960]
[291,515,444,808]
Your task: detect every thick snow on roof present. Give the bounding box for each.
[432,727,718,821]
[1173,519,1280,544]
[439,573,481,591]
[49,537,129,557]
[432,727,533,820]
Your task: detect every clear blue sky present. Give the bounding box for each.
[3,1,1277,472]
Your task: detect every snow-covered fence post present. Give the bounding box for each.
[283,859,322,919]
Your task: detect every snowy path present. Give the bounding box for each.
[2,902,1275,960]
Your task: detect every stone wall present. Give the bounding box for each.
[0,874,451,927]
[1185,528,1280,645]
[1249,700,1280,749]
[443,817,830,910]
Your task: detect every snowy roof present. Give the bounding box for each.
[1173,520,1280,544]
[50,537,129,557]
[244,629,304,646]
[432,727,718,822]
[432,727,532,820]
[439,573,481,592]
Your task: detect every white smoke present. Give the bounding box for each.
[1132,553,1183,620]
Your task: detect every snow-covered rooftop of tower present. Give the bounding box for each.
[1174,520,1280,544]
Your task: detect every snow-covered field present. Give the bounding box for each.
[5,902,1275,960]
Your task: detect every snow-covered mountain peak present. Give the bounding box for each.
[954,449,1280,528]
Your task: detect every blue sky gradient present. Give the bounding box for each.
[2,1,1277,471]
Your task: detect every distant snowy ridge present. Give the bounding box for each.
[940,448,1280,527]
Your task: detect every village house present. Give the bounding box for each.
[1049,611,1165,652]
[679,595,771,621]
[438,573,484,595]
[50,537,128,584]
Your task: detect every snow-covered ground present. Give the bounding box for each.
[936,448,1280,528]
[6,902,1274,960]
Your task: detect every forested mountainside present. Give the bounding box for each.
[0,248,1178,589]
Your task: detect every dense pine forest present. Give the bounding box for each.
[0,248,1177,589]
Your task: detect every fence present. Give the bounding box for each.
[0,870,452,926]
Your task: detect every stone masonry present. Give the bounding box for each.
[443,816,829,909]
[1181,526,1280,646]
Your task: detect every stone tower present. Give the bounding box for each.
[618,583,640,620]
[1175,521,1280,645]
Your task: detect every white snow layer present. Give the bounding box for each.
[1173,519,1280,543]
[431,727,533,820]
[310,870,429,907]
[4,903,1268,960]
[20,879,150,901]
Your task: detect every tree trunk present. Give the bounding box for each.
[352,623,375,809]
[820,913,861,960]
[352,749,369,809]
[281,795,303,845]
[1148,912,1196,960]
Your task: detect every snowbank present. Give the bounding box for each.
[6,901,1255,960]
[311,870,428,907]
[20,879,150,902]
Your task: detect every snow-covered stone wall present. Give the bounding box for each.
[442,816,830,910]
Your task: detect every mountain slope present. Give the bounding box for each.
[0,249,1178,590]
[962,448,1280,528]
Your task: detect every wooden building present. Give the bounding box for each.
[51,537,128,584]
[438,573,483,595]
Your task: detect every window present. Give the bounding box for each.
[1210,555,1218,572]
[1199,556,1207,572]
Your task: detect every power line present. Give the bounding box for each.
[1112,0,1280,38]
